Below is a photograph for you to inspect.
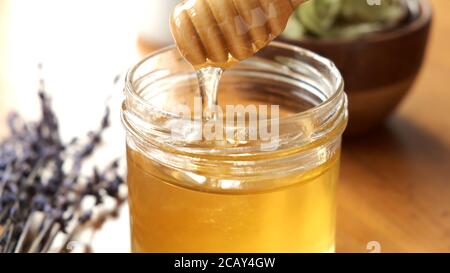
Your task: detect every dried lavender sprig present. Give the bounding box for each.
[0,71,126,253]
[39,221,61,253]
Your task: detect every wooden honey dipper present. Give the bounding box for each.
[170,0,307,68]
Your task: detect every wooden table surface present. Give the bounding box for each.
[337,0,450,252]
[1,0,449,253]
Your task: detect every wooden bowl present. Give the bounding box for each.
[280,0,432,136]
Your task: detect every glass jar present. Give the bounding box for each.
[122,42,348,253]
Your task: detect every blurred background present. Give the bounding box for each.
[0,0,449,252]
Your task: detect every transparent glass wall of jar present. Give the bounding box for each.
[122,42,348,253]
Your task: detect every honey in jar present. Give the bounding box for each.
[122,43,348,252]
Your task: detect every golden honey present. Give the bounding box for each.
[127,146,340,253]
[122,43,348,253]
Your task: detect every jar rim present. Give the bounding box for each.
[125,41,345,123]
[123,41,348,157]
[123,42,348,188]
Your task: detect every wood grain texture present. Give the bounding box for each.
[336,0,450,252]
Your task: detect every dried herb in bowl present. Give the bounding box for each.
[283,0,409,39]
[0,70,126,253]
